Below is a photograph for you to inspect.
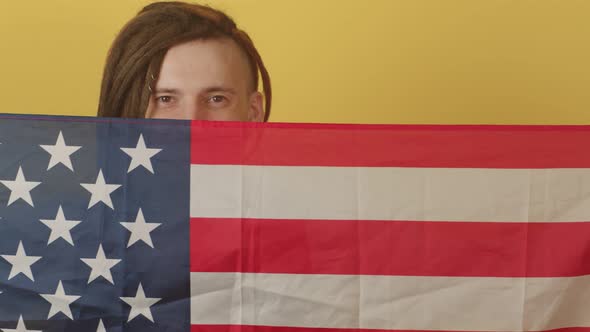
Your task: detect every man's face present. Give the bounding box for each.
[145,38,263,121]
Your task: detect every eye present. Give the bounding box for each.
[156,96,173,103]
[209,95,227,103]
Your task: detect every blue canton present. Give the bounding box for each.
[0,114,191,331]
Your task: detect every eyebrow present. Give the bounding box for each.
[154,88,181,94]
[202,86,237,95]
[154,86,238,95]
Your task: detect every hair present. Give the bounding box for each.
[97,1,271,121]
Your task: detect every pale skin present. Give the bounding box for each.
[145,38,264,121]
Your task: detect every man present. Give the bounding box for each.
[97,1,271,121]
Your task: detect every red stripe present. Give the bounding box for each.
[190,121,590,168]
[190,218,590,278]
[191,325,590,332]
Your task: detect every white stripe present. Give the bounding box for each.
[190,165,590,222]
[190,272,590,331]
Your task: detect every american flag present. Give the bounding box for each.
[1,114,590,332]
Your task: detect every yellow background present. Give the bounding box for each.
[1,0,589,124]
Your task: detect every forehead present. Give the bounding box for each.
[156,38,252,91]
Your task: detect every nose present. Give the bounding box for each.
[181,100,207,120]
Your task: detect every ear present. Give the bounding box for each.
[248,91,264,122]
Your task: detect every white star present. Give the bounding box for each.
[95,319,106,332]
[1,241,41,281]
[120,134,162,174]
[39,131,81,171]
[39,205,81,246]
[39,280,81,319]
[80,170,121,209]
[120,209,161,248]
[1,315,42,332]
[120,283,161,322]
[0,167,41,206]
[80,244,121,285]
